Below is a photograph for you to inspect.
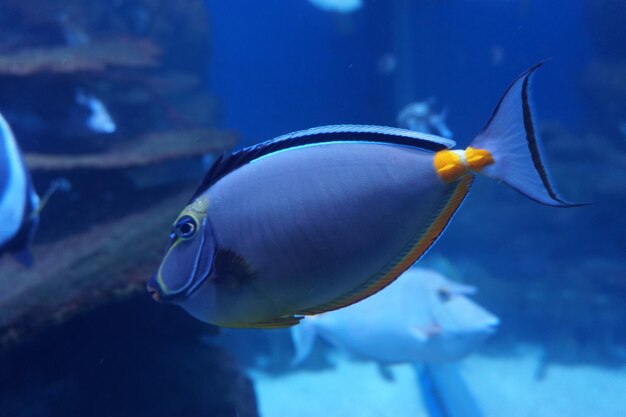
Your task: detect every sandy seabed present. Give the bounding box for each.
[249,347,626,417]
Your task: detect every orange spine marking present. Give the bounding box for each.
[465,147,495,172]
[434,150,468,182]
[434,148,495,182]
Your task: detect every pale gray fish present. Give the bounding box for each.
[397,99,454,139]
[308,0,362,13]
[290,266,498,365]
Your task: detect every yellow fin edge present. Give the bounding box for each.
[296,175,473,316]
[225,315,304,329]
[465,147,495,172]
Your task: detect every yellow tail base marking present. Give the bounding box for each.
[434,148,494,182]
[465,147,495,172]
[434,150,468,182]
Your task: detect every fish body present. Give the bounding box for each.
[153,127,463,327]
[308,0,362,13]
[290,267,498,365]
[200,141,462,325]
[0,111,40,265]
[149,64,581,328]
[398,99,453,139]
[75,89,116,134]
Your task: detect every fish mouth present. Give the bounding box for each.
[146,276,165,302]
[147,219,214,303]
[148,287,161,302]
[146,267,212,303]
[146,274,186,303]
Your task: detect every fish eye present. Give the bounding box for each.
[174,215,198,239]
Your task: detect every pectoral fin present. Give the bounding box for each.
[213,248,256,290]
[377,364,396,382]
[410,324,441,341]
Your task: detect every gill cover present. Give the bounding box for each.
[154,199,216,300]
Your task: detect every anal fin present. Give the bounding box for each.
[247,316,304,329]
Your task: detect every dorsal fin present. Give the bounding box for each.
[189,125,456,202]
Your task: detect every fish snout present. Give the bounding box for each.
[146,275,165,302]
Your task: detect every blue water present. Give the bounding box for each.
[207,0,590,145]
[0,1,624,416]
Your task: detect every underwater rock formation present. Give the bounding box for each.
[0,296,259,417]
[0,2,255,414]
[0,38,160,76]
[0,0,211,77]
[0,190,192,349]
[25,129,237,171]
[0,0,215,153]
[0,184,258,416]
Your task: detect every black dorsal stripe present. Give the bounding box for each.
[479,61,544,135]
[188,125,454,202]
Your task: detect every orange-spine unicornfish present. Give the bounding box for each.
[148,63,583,328]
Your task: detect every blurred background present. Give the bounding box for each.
[0,0,624,416]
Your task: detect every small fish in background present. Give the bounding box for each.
[0,111,71,266]
[75,89,117,134]
[0,111,41,266]
[619,122,626,139]
[148,63,583,329]
[290,266,495,417]
[397,98,454,139]
[57,12,91,46]
[290,266,498,365]
[308,0,363,14]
